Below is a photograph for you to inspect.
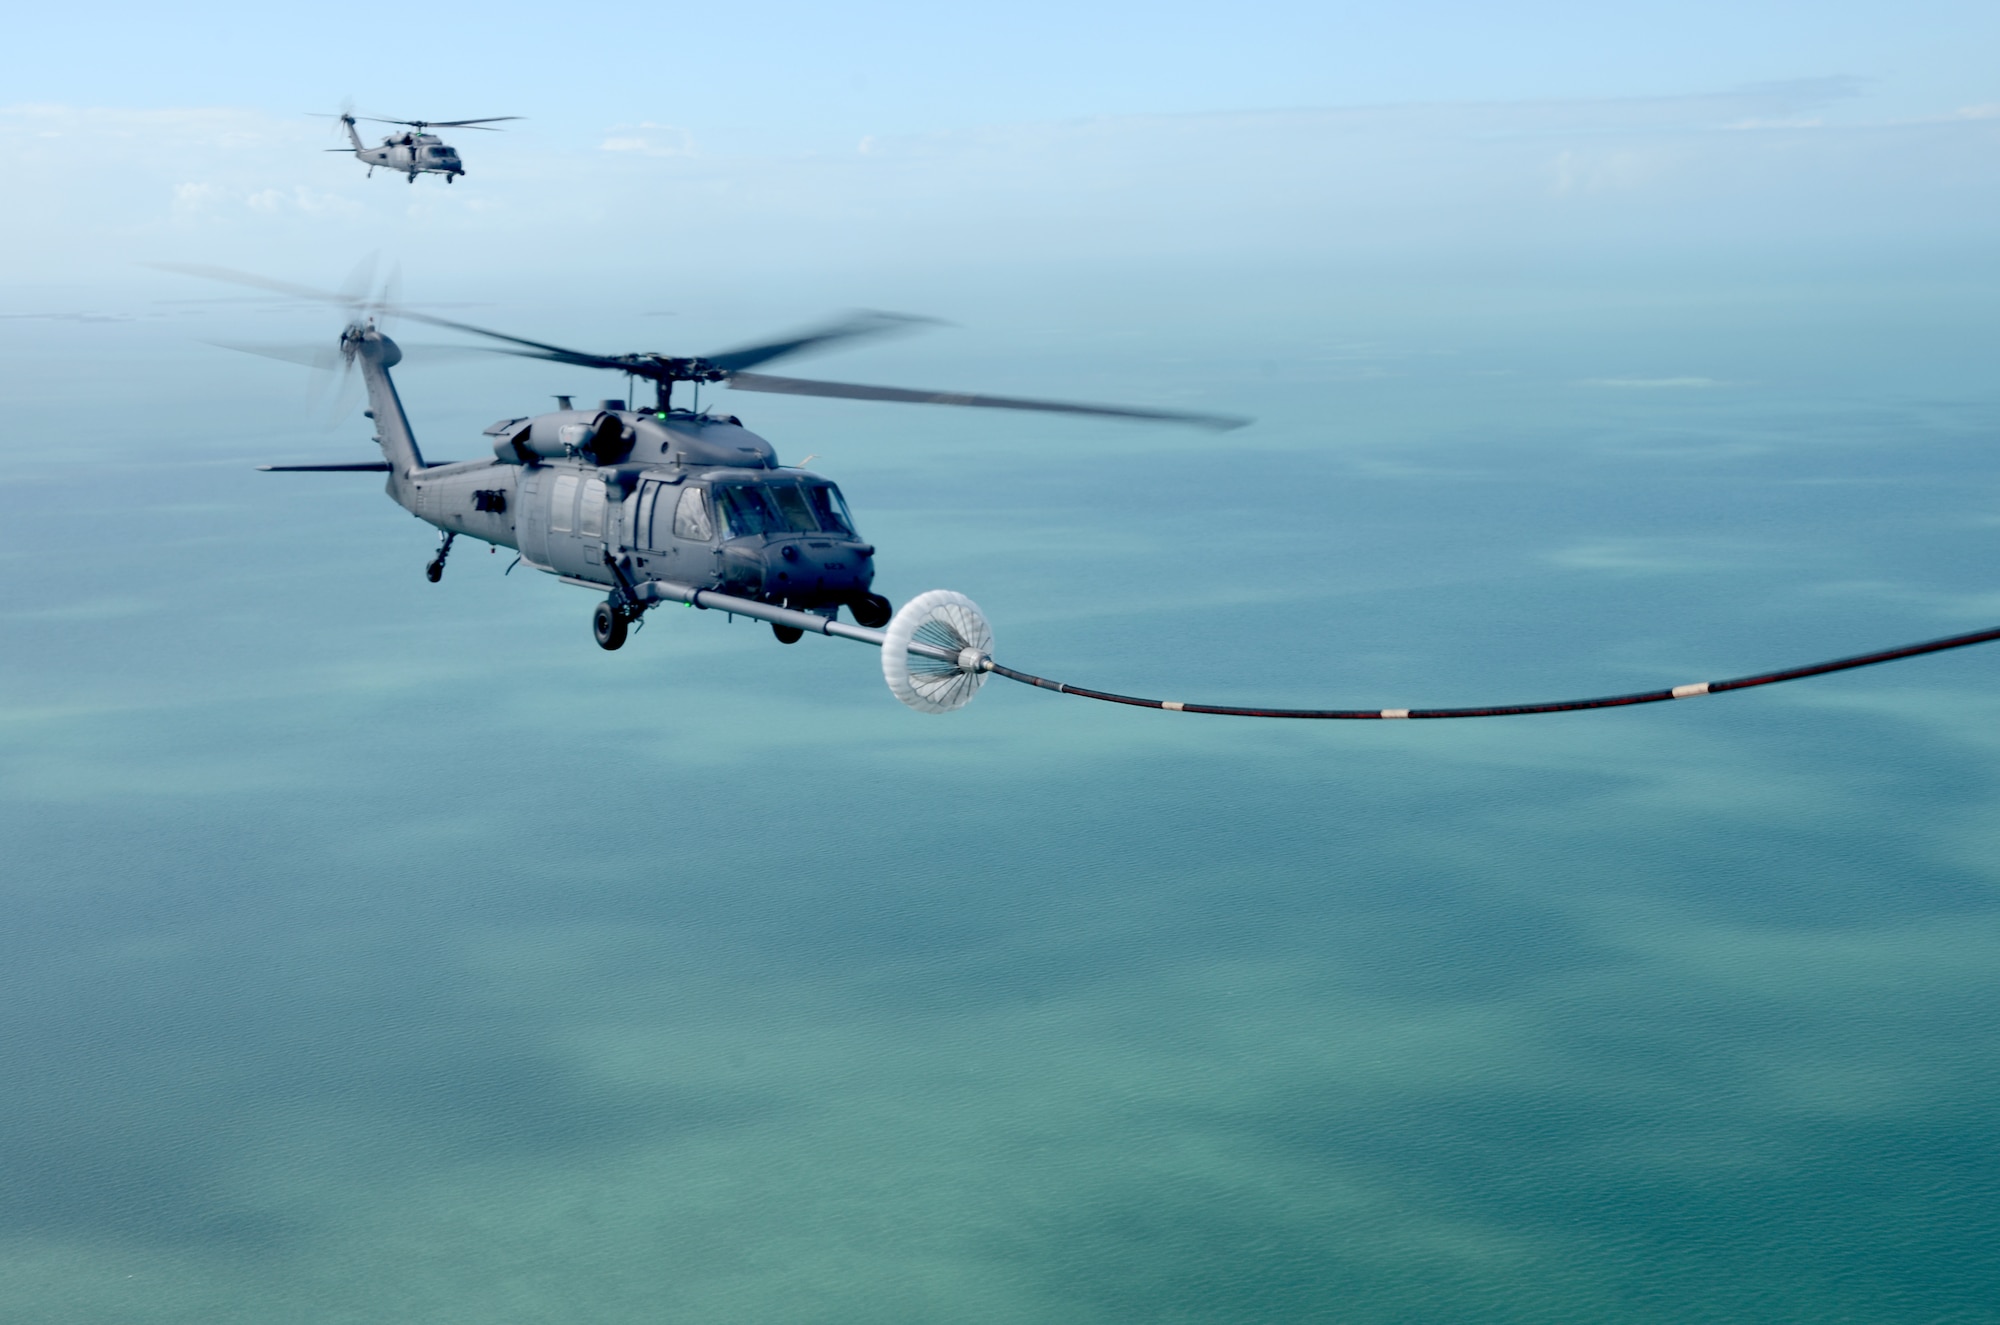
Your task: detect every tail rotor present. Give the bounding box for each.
[290,255,398,424]
[320,260,399,422]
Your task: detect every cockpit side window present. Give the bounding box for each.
[805,482,857,537]
[672,486,715,541]
[767,483,821,534]
[716,484,778,539]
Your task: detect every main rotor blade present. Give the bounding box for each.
[153,267,1236,428]
[480,345,640,373]
[724,372,1251,431]
[357,116,520,128]
[380,312,617,364]
[702,311,943,373]
[151,263,363,309]
[208,341,495,367]
[153,264,620,367]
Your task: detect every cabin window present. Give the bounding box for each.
[634,482,659,547]
[578,478,606,538]
[768,483,821,534]
[634,482,653,546]
[716,484,778,539]
[672,486,715,541]
[549,473,578,533]
[805,483,856,536]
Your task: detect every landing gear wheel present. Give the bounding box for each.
[593,601,629,651]
[426,531,454,583]
[772,623,805,645]
[852,593,892,629]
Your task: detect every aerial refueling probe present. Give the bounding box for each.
[634,576,2000,718]
[983,624,2000,719]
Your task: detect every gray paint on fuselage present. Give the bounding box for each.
[340,117,464,178]
[348,330,874,609]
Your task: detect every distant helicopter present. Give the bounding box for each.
[160,265,2000,721]
[325,112,519,182]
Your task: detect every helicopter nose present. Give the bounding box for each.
[765,540,872,604]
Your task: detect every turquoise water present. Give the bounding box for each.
[2,266,1998,1321]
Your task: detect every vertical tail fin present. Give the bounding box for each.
[347,326,425,492]
[340,113,365,152]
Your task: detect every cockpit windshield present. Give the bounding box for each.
[714,481,858,540]
[716,485,779,538]
[804,483,856,537]
[766,483,820,533]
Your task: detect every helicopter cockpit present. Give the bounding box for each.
[625,472,875,616]
[713,478,857,541]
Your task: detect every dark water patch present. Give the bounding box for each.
[1222,1012,2000,1322]
[0,902,790,1249]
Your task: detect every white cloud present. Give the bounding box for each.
[1549,146,1675,196]
[170,181,222,216]
[597,123,695,156]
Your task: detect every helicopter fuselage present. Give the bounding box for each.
[354,330,877,619]
[343,122,463,181]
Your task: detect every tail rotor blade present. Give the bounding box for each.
[207,341,343,371]
[324,353,363,427]
[338,253,378,309]
[372,262,402,329]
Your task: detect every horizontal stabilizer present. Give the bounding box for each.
[257,462,391,472]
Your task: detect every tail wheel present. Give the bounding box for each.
[882,590,992,713]
[593,601,628,651]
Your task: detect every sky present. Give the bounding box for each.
[3,1,1998,304]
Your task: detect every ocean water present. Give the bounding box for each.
[2,263,1998,1322]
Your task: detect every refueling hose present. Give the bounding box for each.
[986,623,2000,720]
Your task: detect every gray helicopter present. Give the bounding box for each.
[327,113,518,182]
[166,266,1245,708]
[163,264,2000,721]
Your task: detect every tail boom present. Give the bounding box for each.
[348,327,425,490]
